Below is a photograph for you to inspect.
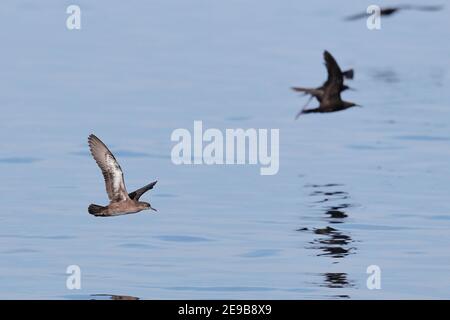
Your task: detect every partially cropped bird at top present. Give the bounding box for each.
[345,4,444,21]
[87,134,157,217]
[292,50,359,118]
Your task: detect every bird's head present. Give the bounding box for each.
[344,101,362,109]
[140,202,157,212]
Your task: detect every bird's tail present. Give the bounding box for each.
[291,87,318,95]
[342,69,354,80]
[300,108,320,115]
[88,204,106,216]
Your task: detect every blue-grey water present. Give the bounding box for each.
[0,0,449,299]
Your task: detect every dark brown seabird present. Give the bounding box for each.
[345,4,443,20]
[87,134,157,217]
[292,51,359,118]
[292,51,353,104]
[292,50,354,114]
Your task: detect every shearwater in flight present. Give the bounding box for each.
[87,134,157,217]
[292,50,359,117]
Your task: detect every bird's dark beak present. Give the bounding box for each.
[347,87,357,91]
[149,206,157,212]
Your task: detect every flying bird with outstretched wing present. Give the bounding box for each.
[293,51,359,118]
[87,134,157,217]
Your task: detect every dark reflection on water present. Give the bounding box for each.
[309,189,350,205]
[90,294,140,300]
[304,183,343,188]
[329,294,350,299]
[311,226,355,258]
[325,204,350,220]
[300,183,357,258]
[298,183,359,296]
[321,273,355,289]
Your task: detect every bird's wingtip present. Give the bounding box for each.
[88,133,98,142]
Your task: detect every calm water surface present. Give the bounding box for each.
[0,0,449,299]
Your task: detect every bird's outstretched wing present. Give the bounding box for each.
[292,87,324,99]
[321,51,346,108]
[344,11,369,21]
[323,50,344,90]
[345,7,400,20]
[400,4,444,11]
[88,134,129,203]
[128,181,158,201]
[344,7,400,21]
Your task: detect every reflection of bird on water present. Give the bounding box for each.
[310,190,349,204]
[91,294,139,300]
[325,204,351,220]
[312,226,355,258]
[298,184,357,259]
[321,273,355,289]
